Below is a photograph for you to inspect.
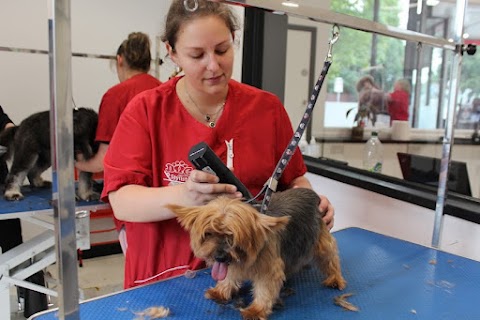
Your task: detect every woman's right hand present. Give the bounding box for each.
[184,169,242,205]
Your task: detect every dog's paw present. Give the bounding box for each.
[30,177,51,188]
[76,190,100,202]
[4,190,24,201]
[323,275,347,290]
[240,306,268,320]
[205,288,230,304]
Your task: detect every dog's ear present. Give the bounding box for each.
[257,214,290,234]
[166,204,200,231]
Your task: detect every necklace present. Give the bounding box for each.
[184,82,225,128]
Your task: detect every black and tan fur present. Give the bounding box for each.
[0,108,99,201]
[168,188,346,320]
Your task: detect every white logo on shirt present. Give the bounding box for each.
[163,160,193,185]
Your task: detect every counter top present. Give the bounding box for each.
[316,136,480,145]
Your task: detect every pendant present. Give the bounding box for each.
[205,115,211,122]
[209,121,216,128]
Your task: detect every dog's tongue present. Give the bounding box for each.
[211,262,228,281]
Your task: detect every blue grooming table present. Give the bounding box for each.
[0,185,107,218]
[30,227,479,319]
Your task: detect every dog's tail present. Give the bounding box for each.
[0,126,17,161]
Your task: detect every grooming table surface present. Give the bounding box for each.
[0,185,107,217]
[31,227,479,319]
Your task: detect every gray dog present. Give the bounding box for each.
[0,107,99,201]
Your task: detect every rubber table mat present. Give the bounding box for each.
[31,227,479,319]
[0,185,106,216]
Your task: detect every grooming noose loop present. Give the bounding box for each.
[256,24,340,213]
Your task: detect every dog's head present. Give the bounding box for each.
[167,197,289,281]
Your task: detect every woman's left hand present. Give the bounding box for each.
[319,195,334,230]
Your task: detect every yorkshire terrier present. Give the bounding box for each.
[167,187,346,320]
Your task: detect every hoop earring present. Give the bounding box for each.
[184,0,198,12]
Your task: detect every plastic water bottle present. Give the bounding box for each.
[299,134,309,154]
[363,131,383,173]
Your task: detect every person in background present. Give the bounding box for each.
[387,78,411,123]
[75,32,161,253]
[101,0,335,289]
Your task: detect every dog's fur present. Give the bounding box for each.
[167,188,346,320]
[0,107,99,201]
[357,75,386,112]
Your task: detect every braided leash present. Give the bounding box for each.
[258,25,340,213]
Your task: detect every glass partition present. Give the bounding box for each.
[236,0,478,202]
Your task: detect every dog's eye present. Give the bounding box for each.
[204,232,213,239]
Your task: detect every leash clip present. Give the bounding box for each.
[326,24,340,62]
[263,177,278,192]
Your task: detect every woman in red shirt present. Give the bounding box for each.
[75,32,161,252]
[387,78,411,122]
[102,0,335,289]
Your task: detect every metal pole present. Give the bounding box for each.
[48,0,80,318]
[412,43,423,128]
[432,0,467,248]
[227,0,455,51]
[370,0,379,75]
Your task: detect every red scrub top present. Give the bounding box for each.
[102,76,307,288]
[95,73,161,232]
[388,90,409,122]
[96,73,161,143]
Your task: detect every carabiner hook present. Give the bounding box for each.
[326,24,340,62]
[184,0,199,12]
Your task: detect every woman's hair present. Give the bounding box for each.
[117,32,152,72]
[395,79,412,94]
[161,0,240,51]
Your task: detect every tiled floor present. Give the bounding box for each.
[10,253,124,320]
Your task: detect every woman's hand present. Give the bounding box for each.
[184,169,242,205]
[319,195,335,230]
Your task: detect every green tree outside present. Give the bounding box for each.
[328,0,405,98]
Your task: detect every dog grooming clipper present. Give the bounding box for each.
[188,142,253,199]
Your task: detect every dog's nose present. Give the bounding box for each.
[214,251,231,263]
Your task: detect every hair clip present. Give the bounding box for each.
[184,0,199,12]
